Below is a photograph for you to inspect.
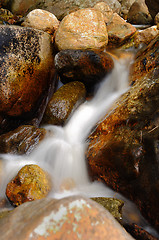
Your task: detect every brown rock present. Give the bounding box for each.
[145,0,159,19]
[87,35,159,231]
[0,196,134,240]
[55,8,108,51]
[42,81,86,125]
[54,49,114,91]
[6,164,51,207]
[119,0,136,19]
[22,9,59,35]
[127,0,153,24]
[93,2,114,23]
[0,25,55,118]
[155,13,159,29]
[0,125,47,155]
[107,13,136,47]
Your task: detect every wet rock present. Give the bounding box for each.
[54,49,114,92]
[0,210,11,220]
[145,0,159,19]
[134,26,159,48]
[0,196,134,240]
[6,164,51,207]
[127,0,153,25]
[22,9,59,35]
[0,25,56,119]
[93,2,114,23]
[91,197,124,222]
[155,13,159,29]
[106,13,136,48]
[55,8,108,51]
[0,125,47,155]
[87,35,159,231]
[42,81,86,126]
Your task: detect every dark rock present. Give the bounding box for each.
[0,25,55,119]
[55,49,114,92]
[0,125,47,155]
[87,35,159,231]
[106,13,136,48]
[145,0,159,19]
[0,196,134,240]
[6,164,51,207]
[42,81,86,125]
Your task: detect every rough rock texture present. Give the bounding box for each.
[127,0,153,24]
[0,196,134,240]
[93,2,114,23]
[6,164,51,207]
[42,81,86,126]
[55,8,108,51]
[87,35,159,231]
[119,0,136,19]
[106,13,136,47]
[1,0,121,20]
[0,25,55,118]
[54,49,114,91]
[145,0,159,19]
[155,13,159,29]
[22,9,59,34]
[0,125,47,155]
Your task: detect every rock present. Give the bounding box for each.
[93,2,114,23]
[42,81,86,126]
[22,9,59,35]
[54,49,114,91]
[0,196,134,240]
[99,0,121,14]
[55,8,108,51]
[127,0,153,24]
[0,125,47,155]
[87,35,159,231]
[0,8,14,24]
[145,0,159,19]
[0,210,11,220]
[106,13,136,48]
[6,164,51,207]
[155,13,159,29]
[119,0,136,19]
[134,26,159,48]
[0,25,56,119]
[91,197,124,222]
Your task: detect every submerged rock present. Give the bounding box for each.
[0,196,134,240]
[0,125,47,155]
[55,8,108,51]
[6,164,51,207]
[87,35,159,231]
[0,25,55,119]
[106,13,136,48]
[42,81,86,126]
[55,49,114,91]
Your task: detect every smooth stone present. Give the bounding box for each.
[0,196,135,240]
[6,164,51,207]
[93,2,114,23]
[54,49,114,91]
[42,81,86,126]
[106,13,136,47]
[22,9,59,34]
[0,125,47,155]
[55,8,108,51]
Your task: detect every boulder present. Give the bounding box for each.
[145,0,159,19]
[0,25,56,131]
[155,12,159,29]
[6,164,51,207]
[0,125,47,155]
[42,81,86,126]
[106,13,136,47]
[87,35,159,231]
[127,0,153,24]
[22,9,59,35]
[54,49,114,91]
[0,196,134,240]
[93,2,114,23]
[55,8,108,51]
[119,0,136,19]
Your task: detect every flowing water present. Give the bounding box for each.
[0,54,158,236]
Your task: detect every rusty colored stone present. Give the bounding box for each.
[0,196,134,240]
[0,125,47,155]
[87,35,159,231]
[6,164,51,207]
[42,81,86,125]
[55,49,114,91]
[55,8,108,51]
[107,13,136,48]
